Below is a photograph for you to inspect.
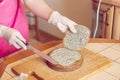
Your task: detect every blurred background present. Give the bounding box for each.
[25,0,93,43]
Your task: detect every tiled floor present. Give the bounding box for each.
[87,71,118,80]
[85,43,120,80]
[1,30,120,80]
[99,48,120,60]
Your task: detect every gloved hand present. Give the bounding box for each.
[48,11,77,33]
[0,25,27,50]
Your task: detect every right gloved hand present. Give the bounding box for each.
[48,11,77,33]
[0,25,27,50]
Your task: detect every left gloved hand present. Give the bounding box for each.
[48,11,77,33]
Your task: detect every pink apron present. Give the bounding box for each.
[0,0,29,57]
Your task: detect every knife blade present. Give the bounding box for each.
[27,44,59,65]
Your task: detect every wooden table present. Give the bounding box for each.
[0,38,120,79]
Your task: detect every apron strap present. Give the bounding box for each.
[11,0,19,28]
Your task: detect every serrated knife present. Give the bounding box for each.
[26,44,58,65]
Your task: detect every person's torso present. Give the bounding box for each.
[0,0,29,57]
[0,0,17,26]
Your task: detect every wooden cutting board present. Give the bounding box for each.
[12,44,111,80]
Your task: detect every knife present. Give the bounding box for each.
[26,44,59,65]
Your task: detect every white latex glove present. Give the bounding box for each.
[0,25,27,50]
[48,11,77,33]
